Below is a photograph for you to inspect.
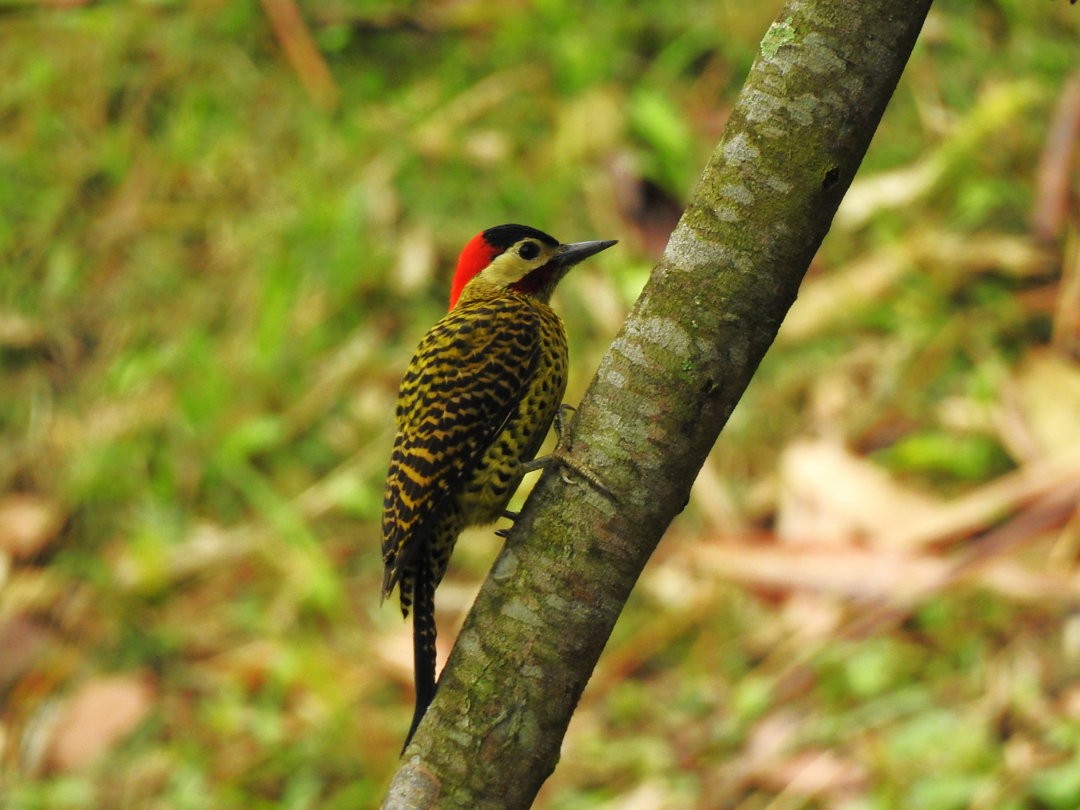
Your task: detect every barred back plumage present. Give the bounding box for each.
[380,225,614,750]
[381,293,567,614]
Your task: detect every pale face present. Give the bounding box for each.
[476,237,562,288]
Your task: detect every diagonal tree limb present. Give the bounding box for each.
[382,1,933,807]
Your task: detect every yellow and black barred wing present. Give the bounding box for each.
[381,298,542,606]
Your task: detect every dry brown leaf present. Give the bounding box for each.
[692,541,1077,604]
[750,750,868,798]
[0,494,65,560]
[695,542,945,602]
[199,640,286,693]
[0,616,56,690]
[259,0,339,112]
[1032,72,1080,243]
[776,438,937,548]
[689,457,745,535]
[876,451,1080,552]
[1001,352,1080,462]
[0,311,48,350]
[718,712,867,802]
[1053,232,1080,352]
[609,782,679,810]
[744,711,800,762]
[45,673,155,773]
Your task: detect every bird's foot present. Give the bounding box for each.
[520,404,616,503]
[538,449,616,501]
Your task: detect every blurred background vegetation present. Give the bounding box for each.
[1,0,1078,807]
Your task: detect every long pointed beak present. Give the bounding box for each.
[556,239,617,266]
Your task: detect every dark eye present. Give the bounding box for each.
[518,241,541,260]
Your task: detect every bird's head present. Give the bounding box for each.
[448,224,616,309]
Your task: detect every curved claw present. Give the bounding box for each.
[519,449,616,502]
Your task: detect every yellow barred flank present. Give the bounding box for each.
[381,285,568,614]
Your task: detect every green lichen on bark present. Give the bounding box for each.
[761,20,797,57]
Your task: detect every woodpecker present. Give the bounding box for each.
[382,223,616,749]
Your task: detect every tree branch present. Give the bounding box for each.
[382,1,933,807]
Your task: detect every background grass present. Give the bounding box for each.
[1,1,1079,808]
